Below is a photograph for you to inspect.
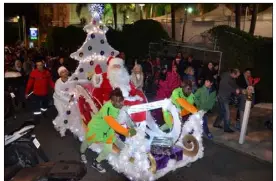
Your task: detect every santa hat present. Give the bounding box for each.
[58,66,67,75]
[107,56,124,67]
[95,64,102,74]
[175,56,181,60]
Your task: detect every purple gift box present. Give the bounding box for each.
[170,146,183,161]
[153,154,170,170]
[152,147,183,171]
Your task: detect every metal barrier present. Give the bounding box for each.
[149,39,223,74]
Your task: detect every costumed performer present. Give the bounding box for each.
[53,66,73,125]
[194,77,216,139]
[161,80,198,131]
[92,57,146,123]
[80,88,136,173]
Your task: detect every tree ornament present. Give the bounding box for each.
[74,77,78,81]
[88,4,104,19]
[100,39,104,44]
[66,110,71,115]
[79,68,84,73]
[111,51,114,56]
[88,46,92,51]
[64,120,68,124]
[79,52,84,57]
[91,33,95,39]
[100,51,105,55]
[90,61,94,66]
[99,25,103,30]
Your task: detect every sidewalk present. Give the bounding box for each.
[208,104,273,163]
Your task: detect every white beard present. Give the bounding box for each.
[107,66,131,97]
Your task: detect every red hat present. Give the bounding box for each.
[95,64,102,74]
[107,56,114,66]
[175,56,181,60]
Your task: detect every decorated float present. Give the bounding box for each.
[52,4,205,181]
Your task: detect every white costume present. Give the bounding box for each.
[53,67,71,122]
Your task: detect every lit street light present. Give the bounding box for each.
[187,7,193,14]
[17,16,20,20]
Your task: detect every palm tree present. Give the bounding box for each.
[111,4,117,29]
[171,4,176,40]
[76,4,87,19]
[235,4,241,30]
[249,4,258,35]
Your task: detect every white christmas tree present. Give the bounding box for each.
[68,4,119,82]
[53,4,119,139]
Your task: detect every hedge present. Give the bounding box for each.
[208,25,272,103]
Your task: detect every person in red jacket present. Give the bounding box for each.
[25,58,55,122]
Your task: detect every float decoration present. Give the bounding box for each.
[52,4,205,181]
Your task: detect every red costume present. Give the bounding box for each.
[92,57,147,122]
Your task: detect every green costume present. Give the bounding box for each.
[194,86,216,111]
[86,101,120,144]
[171,87,195,108]
[80,101,129,163]
[161,87,196,130]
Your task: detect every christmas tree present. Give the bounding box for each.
[68,4,119,82]
[53,4,119,139]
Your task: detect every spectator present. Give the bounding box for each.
[166,63,181,95]
[173,55,185,78]
[52,56,68,82]
[213,69,241,133]
[199,62,215,86]
[235,68,254,130]
[130,64,144,91]
[141,56,153,76]
[185,54,201,80]
[194,77,216,139]
[141,56,154,92]
[23,56,34,76]
[155,68,170,101]
[213,63,219,91]
[25,58,55,123]
[183,66,197,93]
[13,59,25,77]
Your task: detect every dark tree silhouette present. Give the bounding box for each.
[171,4,176,40]
[235,4,241,30]
[249,4,258,35]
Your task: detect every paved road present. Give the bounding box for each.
[5,107,272,181]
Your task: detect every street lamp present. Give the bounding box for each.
[16,16,21,41]
[187,7,193,14]
[138,4,145,20]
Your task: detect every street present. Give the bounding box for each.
[5,107,273,181]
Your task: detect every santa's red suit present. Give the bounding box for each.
[92,57,147,122]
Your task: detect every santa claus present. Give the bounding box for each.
[92,56,147,122]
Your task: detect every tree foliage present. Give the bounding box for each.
[208,25,272,102]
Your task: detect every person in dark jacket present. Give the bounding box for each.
[235,68,253,130]
[25,58,55,123]
[199,62,215,86]
[213,69,240,133]
[174,55,185,79]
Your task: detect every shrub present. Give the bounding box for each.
[208,25,272,102]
